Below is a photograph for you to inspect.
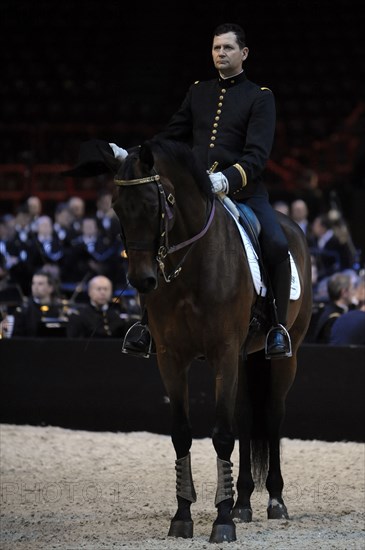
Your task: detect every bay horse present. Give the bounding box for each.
[108,137,312,544]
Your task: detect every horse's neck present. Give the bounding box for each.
[173,182,208,239]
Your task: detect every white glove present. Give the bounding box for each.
[209,172,229,195]
[109,143,128,161]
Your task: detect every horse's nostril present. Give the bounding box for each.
[129,276,157,294]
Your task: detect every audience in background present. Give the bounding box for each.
[0,192,363,344]
[67,275,127,338]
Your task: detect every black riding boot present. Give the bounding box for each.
[122,309,155,358]
[265,256,292,359]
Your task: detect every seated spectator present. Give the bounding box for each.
[53,202,73,245]
[290,199,312,238]
[272,200,290,216]
[28,215,65,272]
[310,271,355,344]
[308,213,356,280]
[329,275,365,344]
[61,217,123,287]
[67,275,127,338]
[95,189,121,240]
[26,196,42,233]
[68,196,86,240]
[12,270,67,337]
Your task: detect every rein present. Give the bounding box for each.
[114,171,215,283]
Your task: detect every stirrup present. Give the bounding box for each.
[122,322,152,359]
[265,324,292,360]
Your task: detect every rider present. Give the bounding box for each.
[120,22,292,359]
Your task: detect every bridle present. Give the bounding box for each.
[114,171,216,283]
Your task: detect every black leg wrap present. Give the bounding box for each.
[215,458,234,506]
[175,453,197,502]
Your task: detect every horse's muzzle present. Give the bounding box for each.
[127,251,158,293]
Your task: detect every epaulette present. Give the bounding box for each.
[260,87,272,92]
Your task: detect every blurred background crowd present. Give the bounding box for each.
[0,0,364,344]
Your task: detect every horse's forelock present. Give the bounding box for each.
[117,151,139,180]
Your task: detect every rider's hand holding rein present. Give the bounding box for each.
[209,172,229,195]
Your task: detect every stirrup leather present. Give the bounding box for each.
[122,322,152,358]
[265,324,292,359]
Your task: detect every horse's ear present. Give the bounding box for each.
[98,146,123,174]
[139,142,154,169]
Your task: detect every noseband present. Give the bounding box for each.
[114,171,215,283]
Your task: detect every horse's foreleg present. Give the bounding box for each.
[209,361,238,543]
[163,367,196,538]
[231,357,255,523]
[168,453,196,538]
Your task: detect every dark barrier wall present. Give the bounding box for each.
[1,339,364,442]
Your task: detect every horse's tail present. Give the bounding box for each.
[245,349,270,489]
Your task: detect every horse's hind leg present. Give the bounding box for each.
[265,354,297,520]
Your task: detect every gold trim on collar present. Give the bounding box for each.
[233,164,247,188]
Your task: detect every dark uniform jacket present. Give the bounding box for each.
[158,71,276,201]
[312,303,346,344]
[12,299,66,337]
[67,302,126,339]
[329,309,365,345]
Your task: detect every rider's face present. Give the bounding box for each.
[212,32,248,77]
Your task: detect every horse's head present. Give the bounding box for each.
[111,141,176,294]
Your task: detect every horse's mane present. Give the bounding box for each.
[147,137,214,200]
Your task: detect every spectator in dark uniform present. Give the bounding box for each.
[61,217,120,286]
[67,275,126,338]
[27,215,65,273]
[67,196,85,240]
[311,272,354,344]
[309,213,355,281]
[95,189,121,241]
[53,202,73,246]
[12,270,67,337]
[329,301,365,345]
[329,274,365,345]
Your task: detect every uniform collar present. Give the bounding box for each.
[218,71,246,88]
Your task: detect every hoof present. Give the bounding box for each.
[209,523,236,543]
[267,500,289,520]
[168,519,193,538]
[231,506,252,523]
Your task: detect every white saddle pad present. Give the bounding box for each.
[225,206,301,300]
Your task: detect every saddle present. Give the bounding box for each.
[225,198,271,340]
